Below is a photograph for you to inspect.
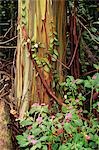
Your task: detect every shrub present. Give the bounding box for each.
[16,74,99,150]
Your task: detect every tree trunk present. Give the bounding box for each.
[0,101,12,150]
[16,0,67,119]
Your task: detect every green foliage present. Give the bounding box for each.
[68,0,99,73]
[21,1,27,25]
[30,28,59,73]
[31,41,51,72]
[84,73,99,91]
[48,25,59,62]
[93,64,99,70]
[16,1,99,149]
[16,75,99,150]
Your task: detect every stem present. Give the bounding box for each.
[0,35,18,45]
[90,87,93,113]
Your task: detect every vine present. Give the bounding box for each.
[20,22,66,106]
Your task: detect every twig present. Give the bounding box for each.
[47,52,70,70]
[81,70,97,77]
[90,88,93,113]
[11,48,17,96]
[78,19,99,44]
[0,46,17,49]
[0,97,14,112]
[77,14,87,23]
[0,84,8,94]
[0,58,9,62]
[0,97,11,107]
[3,26,13,38]
[68,30,81,68]
[0,36,17,45]
[0,36,3,39]
[0,71,14,80]
[0,91,9,98]
[3,62,13,67]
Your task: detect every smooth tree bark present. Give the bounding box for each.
[16,0,67,118]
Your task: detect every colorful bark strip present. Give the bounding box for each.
[16,0,67,118]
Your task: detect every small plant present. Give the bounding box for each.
[16,103,99,150]
[16,75,99,150]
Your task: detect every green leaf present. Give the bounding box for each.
[64,123,72,134]
[53,31,58,35]
[84,80,92,88]
[93,103,97,108]
[67,92,71,95]
[76,79,83,84]
[93,64,99,70]
[20,118,33,127]
[72,114,78,120]
[36,59,42,66]
[49,43,53,49]
[60,82,66,87]
[32,128,42,136]
[52,54,57,62]
[29,106,41,114]
[22,3,26,10]
[62,106,67,113]
[30,145,37,150]
[35,142,42,149]
[50,38,54,44]
[54,37,58,42]
[42,58,49,64]
[53,49,59,56]
[39,136,48,142]
[73,119,83,126]
[67,76,74,81]
[52,143,59,150]
[31,122,38,129]
[31,46,37,51]
[39,43,45,48]
[22,10,26,17]
[42,145,47,150]
[44,65,50,73]
[48,33,53,37]
[93,21,99,25]
[59,144,67,150]
[40,125,47,132]
[20,141,29,148]
[16,135,26,141]
[22,18,27,25]
[91,27,97,33]
[16,135,29,147]
[83,110,88,114]
[41,105,49,113]
[52,81,55,88]
[54,41,60,46]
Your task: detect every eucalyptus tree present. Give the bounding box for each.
[16,0,67,118]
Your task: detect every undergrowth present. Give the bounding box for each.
[16,73,99,150]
